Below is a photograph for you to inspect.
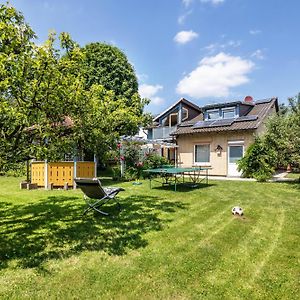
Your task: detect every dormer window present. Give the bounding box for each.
[204,106,237,120]
[182,107,188,121]
[222,107,236,119]
[207,109,220,120]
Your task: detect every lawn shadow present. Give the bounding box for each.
[151,182,216,192]
[274,180,300,190]
[0,193,187,270]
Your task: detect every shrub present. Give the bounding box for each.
[142,153,171,179]
[143,153,170,169]
[0,162,27,177]
[123,142,141,168]
[124,166,138,181]
[111,165,121,181]
[238,137,276,182]
[120,141,173,181]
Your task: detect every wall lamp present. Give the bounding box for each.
[215,145,223,156]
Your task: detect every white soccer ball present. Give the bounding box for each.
[232,206,244,216]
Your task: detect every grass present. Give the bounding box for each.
[285,172,300,180]
[0,176,299,299]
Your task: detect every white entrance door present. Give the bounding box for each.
[227,144,244,177]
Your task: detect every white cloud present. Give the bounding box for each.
[139,84,162,98]
[174,30,198,44]
[176,52,254,98]
[178,10,193,25]
[251,49,265,60]
[249,29,262,35]
[226,40,241,48]
[178,15,185,25]
[109,40,117,46]
[137,73,149,82]
[203,40,241,54]
[139,84,165,105]
[182,0,194,7]
[151,97,165,105]
[204,43,219,52]
[183,0,224,7]
[200,0,225,5]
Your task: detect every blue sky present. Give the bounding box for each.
[6,0,300,113]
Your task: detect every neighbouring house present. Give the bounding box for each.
[146,98,202,162]
[147,96,278,177]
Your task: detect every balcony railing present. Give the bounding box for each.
[152,126,177,140]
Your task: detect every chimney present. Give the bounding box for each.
[244,96,254,103]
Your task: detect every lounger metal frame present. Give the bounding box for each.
[75,178,124,216]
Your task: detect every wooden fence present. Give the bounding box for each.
[31,161,96,188]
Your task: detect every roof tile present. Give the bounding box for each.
[173,98,278,135]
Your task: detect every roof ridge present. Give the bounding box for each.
[254,97,277,104]
[153,98,201,121]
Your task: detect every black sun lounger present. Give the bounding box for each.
[74,178,125,216]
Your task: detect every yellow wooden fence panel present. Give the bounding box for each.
[31,161,95,188]
[76,162,95,179]
[31,162,45,186]
[48,162,74,187]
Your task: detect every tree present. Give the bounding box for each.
[238,93,300,179]
[238,136,277,181]
[278,103,289,116]
[265,93,300,169]
[75,42,150,160]
[70,84,149,161]
[287,92,300,114]
[284,94,300,168]
[0,3,150,171]
[82,43,139,103]
[0,4,85,171]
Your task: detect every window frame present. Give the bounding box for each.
[182,107,189,121]
[206,109,220,120]
[169,113,178,127]
[194,144,211,166]
[221,107,236,119]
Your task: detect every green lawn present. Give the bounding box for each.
[0,176,299,299]
[285,172,300,180]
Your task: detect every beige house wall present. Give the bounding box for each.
[176,130,256,176]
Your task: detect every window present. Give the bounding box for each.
[169,113,178,126]
[194,144,210,163]
[182,107,189,121]
[162,113,178,126]
[162,116,169,126]
[207,109,220,120]
[222,107,235,119]
[229,145,243,163]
